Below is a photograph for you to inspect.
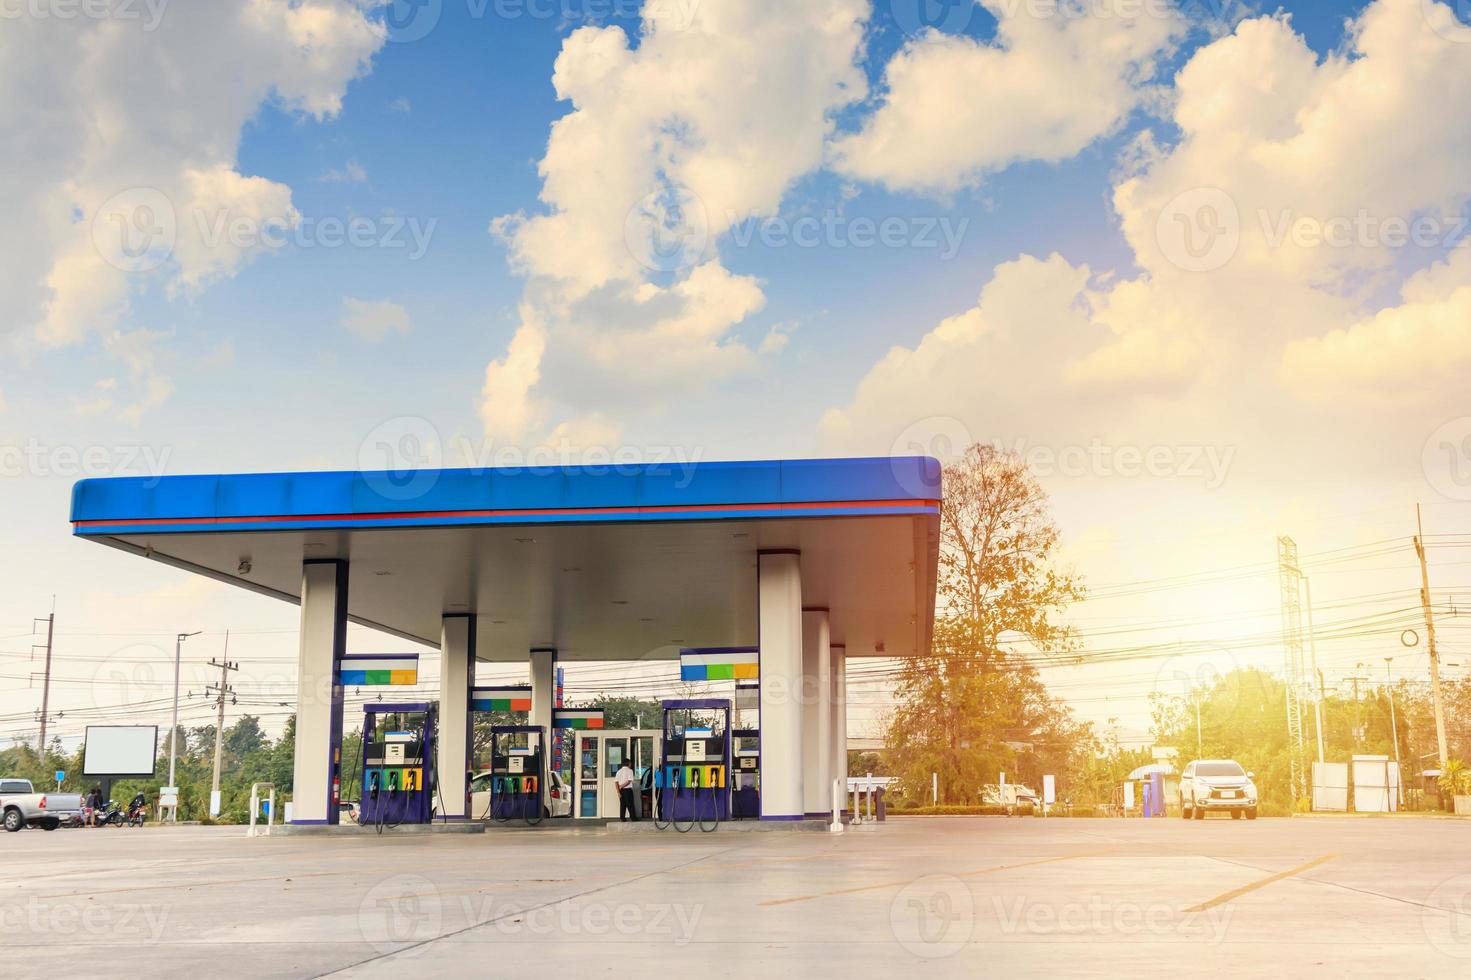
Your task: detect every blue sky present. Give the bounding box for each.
[3,0,1469,746]
[2,0,1392,468]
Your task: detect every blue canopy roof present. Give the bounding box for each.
[69,456,941,657]
[72,456,941,535]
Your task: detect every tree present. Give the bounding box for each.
[578,695,663,731]
[1149,668,1471,813]
[1152,667,1321,813]
[883,445,1086,804]
[225,716,267,759]
[848,751,883,777]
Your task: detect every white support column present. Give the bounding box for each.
[759,551,803,819]
[528,648,556,817]
[802,609,832,817]
[528,648,556,742]
[830,643,847,816]
[438,615,475,819]
[292,560,347,824]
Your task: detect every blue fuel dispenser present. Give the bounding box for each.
[654,699,731,833]
[731,728,760,818]
[488,725,547,825]
[359,703,438,831]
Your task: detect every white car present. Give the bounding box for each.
[449,770,572,820]
[1180,760,1258,820]
[979,783,1039,812]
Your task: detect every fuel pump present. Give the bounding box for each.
[731,729,760,818]
[655,699,730,833]
[488,725,546,825]
[731,679,760,819]
[359,703,438,831]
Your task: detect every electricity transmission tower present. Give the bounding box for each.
[1277,537,1309,802]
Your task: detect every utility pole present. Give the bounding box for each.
[1414,505,1450,769]
[1348,666,1369,749]
[1302,577,1326,765]
[1384,657,1402,809]
[206,630,238,819]
[1193,692,1203,759]
[1277,537,1308,801]
[32,602,55,758]
[1317,665,1329,794]
[167,631,201,822]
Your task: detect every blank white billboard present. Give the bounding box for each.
[82,726,159,777]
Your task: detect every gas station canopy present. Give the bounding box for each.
[71,457,940,661]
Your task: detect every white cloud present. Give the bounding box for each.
[833,0,1183,194]
[1098,0,1471,404]
[482,0,868,443]
[320,160,369,183]
[481,262,769,443]
[819,253,1108,451]
[200,339,237,369]
[759,320,798,356]
[481,309,548,443]
[388,97,412,113]
[70,330,175,424]
[823,0,1471,477]
[1282,250,1471,405]
[1,0,387,411]
[341,297,414,342]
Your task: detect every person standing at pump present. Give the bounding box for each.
[615,761,637,821]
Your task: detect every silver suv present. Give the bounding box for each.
[1181,760,1257,820]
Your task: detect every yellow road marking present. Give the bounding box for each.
[1184,854,1338,913]
[757,851,1106,907]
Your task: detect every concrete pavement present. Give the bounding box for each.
[3,816,1470,977]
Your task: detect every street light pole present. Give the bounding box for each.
[1194,693,1203,759]
[1303,576,1326,765]
[1385,657,1402,809]
[168,631,201,821]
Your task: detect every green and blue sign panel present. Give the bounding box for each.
[340,654,418,686]
[472,686,533,712]
[680,648,758,682]
[552,709,605,730]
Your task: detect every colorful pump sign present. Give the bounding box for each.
[339,654,418,686]
[472,686,533,712]
[552,709,605,730]
[679,648,759,682]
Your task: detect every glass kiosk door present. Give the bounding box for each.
[578,735,599,817]
[575,731,659,818]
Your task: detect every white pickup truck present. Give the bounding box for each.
[980,782,1040,812]
[0,778,84,832]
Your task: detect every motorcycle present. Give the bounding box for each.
[92,799,125,827]
[127,795,148,828]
